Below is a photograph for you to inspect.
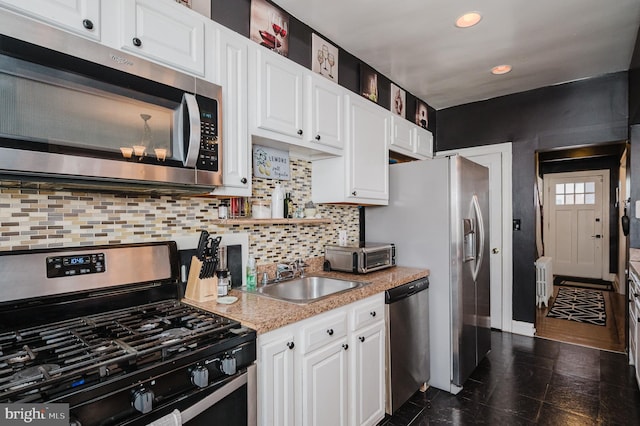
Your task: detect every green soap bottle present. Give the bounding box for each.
[246,256,257,290]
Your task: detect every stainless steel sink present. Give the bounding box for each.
[255,276,368,304]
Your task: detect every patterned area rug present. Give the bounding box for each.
[546,287,606,326]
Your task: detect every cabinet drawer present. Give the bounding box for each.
[300,311,347,354]
[350,294,384,331]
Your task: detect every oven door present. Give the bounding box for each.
[180,364,256,426]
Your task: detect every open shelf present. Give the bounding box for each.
[211,218,332,225]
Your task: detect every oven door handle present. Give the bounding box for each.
[180,363,256,426]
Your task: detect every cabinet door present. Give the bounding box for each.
[413,125,433,158]
[350,321,385,426]
[121,0,205,76]
[389,116,414,155]
[347,95,389,203]
[0,0,100,40]
[301,340,349,426]
[216,29,250,196]
[306,74,344,150]
[256,48,304,139]
[259,335,296,426]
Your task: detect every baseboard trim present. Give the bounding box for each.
[511,321,535,337]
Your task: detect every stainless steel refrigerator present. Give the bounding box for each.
[366,155,490,394]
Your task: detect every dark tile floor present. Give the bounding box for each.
[378,330,640,425]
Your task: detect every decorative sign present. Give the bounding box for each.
[312,34,339,83]
[391,83,405,117]
[252,145,290,180]
[250,0,290,57]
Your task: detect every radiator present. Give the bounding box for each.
[535,257,553,308]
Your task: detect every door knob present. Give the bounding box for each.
[492,248,500,254]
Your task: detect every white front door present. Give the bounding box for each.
[543,171,609,279]
[437,143,513,332]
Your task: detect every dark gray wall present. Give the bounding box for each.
[437,73,629,323]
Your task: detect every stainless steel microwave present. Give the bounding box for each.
[0,11,222,193]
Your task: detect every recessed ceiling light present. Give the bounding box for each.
[455,12,482,28]
[491,65,512,75]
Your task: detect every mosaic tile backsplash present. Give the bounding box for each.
[0,159,359,265]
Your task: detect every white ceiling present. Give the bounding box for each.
[273,0,640,110]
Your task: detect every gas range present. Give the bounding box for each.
[0,241,256,426]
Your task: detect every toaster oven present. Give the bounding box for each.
[324,243,395,274]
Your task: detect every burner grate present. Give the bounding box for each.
[0,301,241,401]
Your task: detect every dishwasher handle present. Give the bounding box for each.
[385,277,429,304]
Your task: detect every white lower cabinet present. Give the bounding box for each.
[350,321,385,426]
[300,336,349,426]
[258,328,296,426]
[258,293,386,426]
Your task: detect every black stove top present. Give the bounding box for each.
[0,300,251,402]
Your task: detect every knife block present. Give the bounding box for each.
[184,256,218,303]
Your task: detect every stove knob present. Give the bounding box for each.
[132,388,154,414]
[220,355,237,376]
[191,365,209,388]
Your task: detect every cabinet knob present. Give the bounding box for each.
[342,344,349,350]
[286,341,295,350]
[315,135,321,141]
[132,37,142,47]
[297,129,303,135]
[370,311,376,317]
[326,329,334,336]
[351,191,357,196]
[240,177,248,184]
[359,336,365,342]
[82,19,94,30]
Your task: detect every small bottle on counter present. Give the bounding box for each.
[284,192,294,218]
[246,256,257,291]
[217,269,229,296]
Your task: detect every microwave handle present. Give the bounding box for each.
[181,93,201,167]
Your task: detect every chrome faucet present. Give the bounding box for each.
[276,263,295,281]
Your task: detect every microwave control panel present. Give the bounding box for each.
[197,97,219,172]
[46,253,105,278]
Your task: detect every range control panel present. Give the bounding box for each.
[46,253,105,278]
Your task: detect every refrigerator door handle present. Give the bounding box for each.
[463,218,476,262]
[471,194,485,282]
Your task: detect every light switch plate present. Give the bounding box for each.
[636,200,640,219]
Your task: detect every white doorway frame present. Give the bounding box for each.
[437,142,514,333]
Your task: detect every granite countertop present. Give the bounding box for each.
[184,266,429,334]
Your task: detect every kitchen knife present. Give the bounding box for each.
[196,230,209,261]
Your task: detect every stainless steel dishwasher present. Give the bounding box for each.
[385,276,430,414]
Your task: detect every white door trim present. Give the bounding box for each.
[437,142,513,333]
[543,170,610,280]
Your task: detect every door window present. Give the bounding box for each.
[555,181,596,205]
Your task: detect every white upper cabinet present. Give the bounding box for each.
[389,115,414,156]
[0,0,101,40]
[312,94,389,205]
[346,95,389,203]
[304,73,344,153]
[120,0,206,76]
[253,47,304,140]
[213,27,251,196]
[413,125,434,158]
